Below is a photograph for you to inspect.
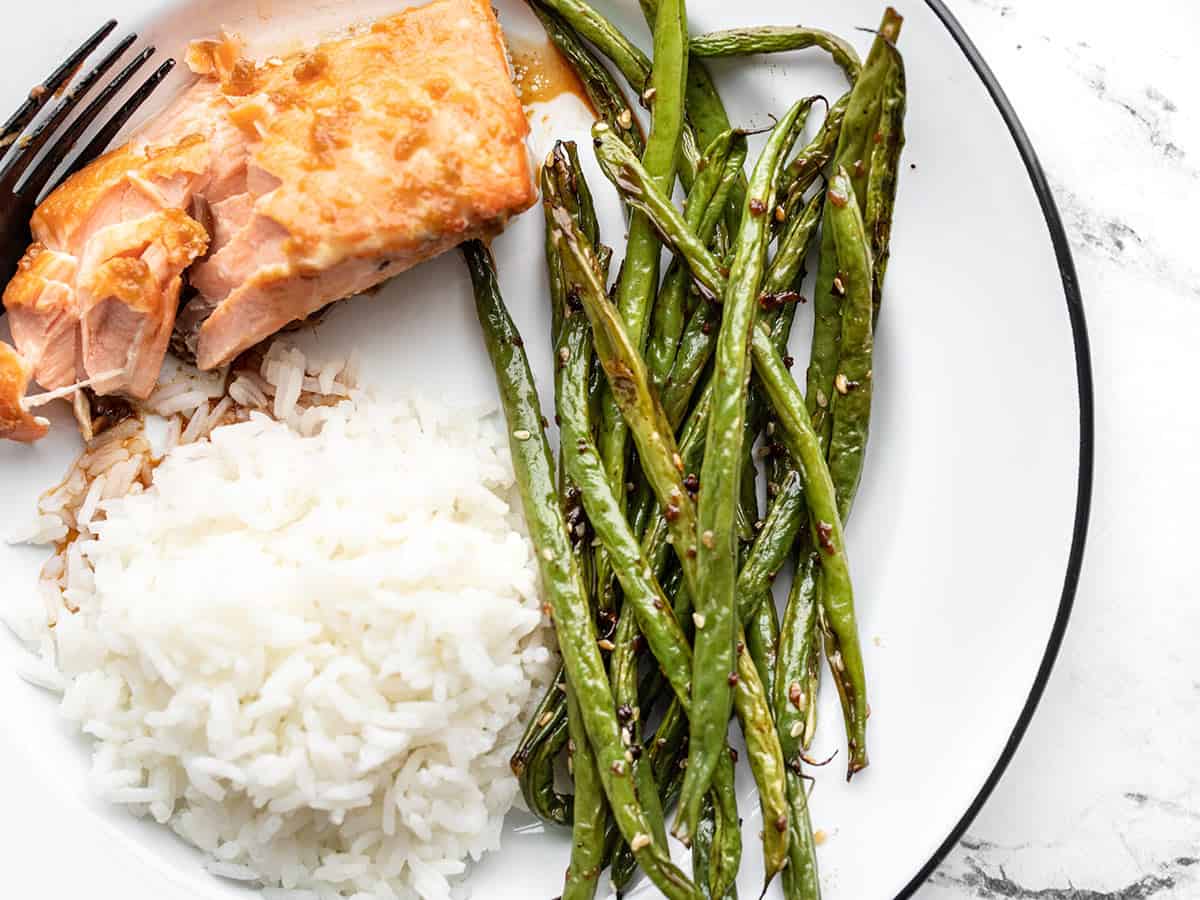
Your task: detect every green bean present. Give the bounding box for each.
[555,292,693,708]
[551,182,786,880]
[806,10,902,449]
[775,551,822,754]
[647,130,744,390]
[549,206,703,573]
[737,471,806,620]
[825,169,875,521]
[593,123,725,303]
[782,767,822,900]
[553,259,610,899]
[610,700,691,890]
[776,555,823,900]
[838,10,903,209]
[564,681,607,900]
[619,471,800,890]
[750,322,868,778]
[552,201,756,856]
[512,145,610,828]
[693,792,740,900]
[534,0,651,89]
[763,188,824,301]
[571,133,806,873]
[662,300,720,427]
[707,750,743,900]
[594,0,688,613]
[528,2,646,155]
[463,241,700,899]
[864,43,907,322]
[610,0,689,352]
[679,99,811,846]
[511,666,571,826]
[692,796,717,899]
[689,26,861,83]
[636,0,747,221]
[597,103,820,308]
[613,607,670,852]
[745,591,780,723]
[780,92,849,201]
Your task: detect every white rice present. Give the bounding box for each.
[10,344,555,900]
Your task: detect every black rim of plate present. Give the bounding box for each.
[898,1,1094,897]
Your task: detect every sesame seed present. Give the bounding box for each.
[641,87,657,104]
[789,682,805,708]
[513,429,532,440]
[559,347,570,364]
[617,108,633,129]
[701,530,715,549]
[598,639,616,651]
[630,833,652,851]
[543,548,555,561]
[835,373,849,395]
[790,721,804,738]
[538,711,555,727]
[693,613,706,629]
[774,205,786,222]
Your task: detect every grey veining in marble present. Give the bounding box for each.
[919,1,1200,898]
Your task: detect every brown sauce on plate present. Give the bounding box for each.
[509,36,596,116]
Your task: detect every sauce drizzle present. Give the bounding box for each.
[509,37,597,116]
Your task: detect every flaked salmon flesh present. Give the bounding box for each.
[0,0,536,441]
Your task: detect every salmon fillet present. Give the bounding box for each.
[0,0,535,440]
[0,342,49,443]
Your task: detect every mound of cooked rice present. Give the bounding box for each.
[6,345,555,900]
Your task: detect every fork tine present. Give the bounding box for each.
[0,33,138,193]
[0,20,117,153]
[60,58,176,184]
[25,47,155,200]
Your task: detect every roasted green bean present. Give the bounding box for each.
[528,2,646,155]
[806,9,902,449]
[534,0,650,89]
[464,241,700,899]
[564,680,607,900]
[551,181,788,879]
[825,169,875,521]
[689,26,861,84]
[751,322,868,778]
[864,40,907,321]
[647,130,745,391]
[680,97,810,864]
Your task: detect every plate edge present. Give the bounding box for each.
[897,2,1095,897]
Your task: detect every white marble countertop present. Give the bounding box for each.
[920,1,1199,897]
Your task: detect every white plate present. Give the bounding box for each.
[0,1,1091,898]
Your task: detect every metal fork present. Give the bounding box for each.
[0,20,175,287]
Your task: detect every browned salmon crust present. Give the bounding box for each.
[0,0,534,441]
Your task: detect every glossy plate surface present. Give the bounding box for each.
[0,1,1090,897]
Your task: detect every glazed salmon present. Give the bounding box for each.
[0,342,49,442]
[0,0,535,440]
